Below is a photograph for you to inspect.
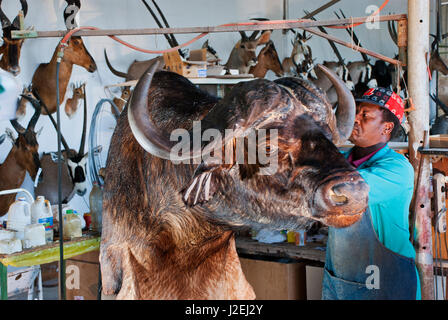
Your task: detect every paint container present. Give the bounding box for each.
[7,197,31,240]
[287,231,296,243]
[295,230,307,246]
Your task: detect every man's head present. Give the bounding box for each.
[349,87,404,147]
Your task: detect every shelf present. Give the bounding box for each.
[0,235,100,267]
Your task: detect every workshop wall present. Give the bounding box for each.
[0,0,433,217]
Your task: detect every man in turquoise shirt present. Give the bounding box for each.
[322,87,421,300]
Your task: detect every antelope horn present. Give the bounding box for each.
[18,93,41,132]
[78,84,87,155]
[249,30,260,41]
[128,62,222,161]
[430,94,448,115]
[140,0,185,58]
[304,10,344,65]
[239,31,248,41]
[10,119,25,134]
[0,0,11,30]
[31,89,71,151]
[316,64,356,145]
[335,9,369,62]
[11,0,28,30]
[150,0,180,50]
[388,20,398,46]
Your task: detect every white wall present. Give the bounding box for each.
[0,0,423,216]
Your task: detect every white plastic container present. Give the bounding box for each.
[31,196,54,243]
[7,197,31,239]
[0,229,15,241]
[0,239,22,254]
[23,223,46,249]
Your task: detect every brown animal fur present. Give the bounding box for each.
[249,40,283,78]
[65,82,85,118]
[225,31,271,75]
[0,106,41,215]
[112,86,131,118]
[0,0,28,76]
[101,69,368,299]
[30,36,96,115]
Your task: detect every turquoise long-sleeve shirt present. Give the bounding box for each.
[343,144,421,299]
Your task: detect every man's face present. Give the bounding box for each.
[349,102,392,147]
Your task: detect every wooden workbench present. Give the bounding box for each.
[235,236,326,266]
[0,234,100,300]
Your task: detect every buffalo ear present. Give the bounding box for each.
[256,30,271,46]
[181,166,221,207]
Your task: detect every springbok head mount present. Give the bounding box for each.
[256,40,284,77]
[5,96,42,181]
[239,30,272,67]
[0,0,28,76]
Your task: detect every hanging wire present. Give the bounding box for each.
[435,222,439,299]
[438,230,446,299]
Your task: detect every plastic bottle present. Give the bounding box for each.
[7,197,31,239]
[30,196,54,243]
[63,212,82,240]
[89,182,103,233]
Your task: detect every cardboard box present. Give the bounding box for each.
[65,250,100,300]
[163,49,207,78]
[305,265,324,300]
[430,134,448,148]
[239,257,306,300]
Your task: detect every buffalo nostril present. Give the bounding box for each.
[329,184,349,205]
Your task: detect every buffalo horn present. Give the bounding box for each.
[316,64,356,145]
[128,62,222,161]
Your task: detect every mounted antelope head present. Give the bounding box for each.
[0,100,41,215]
[15,84,32,120]
[30,36,96,116]
[202,39,220,63]
[0,0,28,76]
[225,30,271,75]
[249,40,283,78]
[23,88,96,202]
[112,86,131,117]
[282,30,315,79]
[429,36,448,76]
[65,82,85,118]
